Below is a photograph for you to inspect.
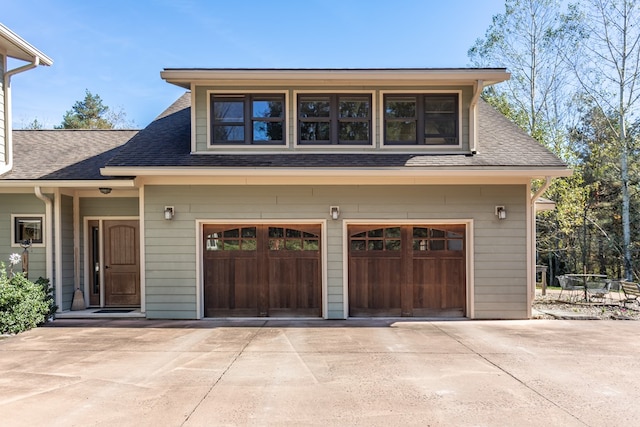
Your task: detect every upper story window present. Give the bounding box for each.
[384,94,459,145]
[211,94,285,145]
[298,94,371,145]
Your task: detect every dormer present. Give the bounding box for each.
[0,23,52,175]
[160,68,510,154]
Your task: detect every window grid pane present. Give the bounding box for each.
[299,94,371,145]
[269,227,320,252]
[412,226,464,252]
[350,227,401,252]
[211,94,285,145]
[384,94,458,145]
[206,228,257,251]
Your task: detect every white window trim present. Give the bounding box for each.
[379,90,463,150]
[293,90,377,149]
[10,214,46,248]
[206,89,289,149]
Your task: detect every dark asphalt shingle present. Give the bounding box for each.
[2,92,567,181]
[2,129,137,180]
[105,93,566,169]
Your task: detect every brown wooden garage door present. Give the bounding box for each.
[203,224,321,317]
[348,224,466,317]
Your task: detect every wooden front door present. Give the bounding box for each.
[203,224,322,317]
[348,224,466,317]
[104,220,141,306]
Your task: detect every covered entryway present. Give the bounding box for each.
[203,224,322,317]
[87,219,141,307]
[348,224,466,317]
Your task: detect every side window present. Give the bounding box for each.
[12,215,44,247]
[211,94,285,145]
[298,94,371,145]
[384,94,459,145]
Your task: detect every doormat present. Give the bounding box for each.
[94,309,134,314]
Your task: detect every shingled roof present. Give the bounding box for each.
[2,92,567,183]
[105,92,566,171]
[2,129,137,180]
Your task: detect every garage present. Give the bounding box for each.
[348,224,466,317]
[203,224,322,317]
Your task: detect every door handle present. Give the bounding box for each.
[105,265,110,269]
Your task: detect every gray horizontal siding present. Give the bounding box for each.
[61,195,74,310]
[143,184,528,320]
[0,194,47,280]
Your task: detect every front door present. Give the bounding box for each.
[102,220,140,306]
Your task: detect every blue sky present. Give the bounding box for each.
[4,0,507,129]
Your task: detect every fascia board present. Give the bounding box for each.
[101,166,572,179]
[0,179,135,188]
[0,24,53,65]
[161,69,510,89]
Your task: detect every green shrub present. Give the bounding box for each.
[0,265,57,335]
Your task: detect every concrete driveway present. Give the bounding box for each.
[1,319,639,427]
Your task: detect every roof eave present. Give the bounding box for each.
[0,23,53,66]
[0,179,135,188]
[101,166,572,179]
[160,68,510,89]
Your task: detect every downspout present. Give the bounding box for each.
[1,56,41,176]
[469,79,484,154]
[528,176,552,315]
[34,185,58,311]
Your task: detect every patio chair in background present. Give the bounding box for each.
[620,281,640,307]
[585,278,611,303]
[557,275,585,302]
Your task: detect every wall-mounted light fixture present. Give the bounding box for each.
[164,206,175,220]
[495,206,507,220]
[329,206,340,220]
[99,187,112,195]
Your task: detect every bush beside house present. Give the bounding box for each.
[0,262,56,335]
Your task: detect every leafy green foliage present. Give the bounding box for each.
[0,266,57,335]
[472,0,640,283]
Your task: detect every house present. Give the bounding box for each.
[0,26,571,320]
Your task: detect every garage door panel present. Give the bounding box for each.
[412,258,441,309]
[349,224,465,318]
[441,258,466,310]
[349,258,402,317]
[204,258,259,317]
[204,224,321,318]
[268,258,321,317]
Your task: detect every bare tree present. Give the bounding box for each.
[468,0,573,151]
[564,0,640,280]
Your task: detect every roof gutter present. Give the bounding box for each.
[1,56,41,176]
[100,166,573,179]
[0,179,136,188]
[469,80,484,155]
